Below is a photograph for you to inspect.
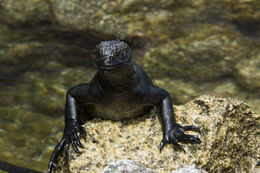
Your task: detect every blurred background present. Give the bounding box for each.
[0,0,259,172]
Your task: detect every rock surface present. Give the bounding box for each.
[101,159,156,173]
[171,165,207,173]
[57,95,259,173]
[101,160,207,173]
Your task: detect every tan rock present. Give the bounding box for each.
[57,95,259,173]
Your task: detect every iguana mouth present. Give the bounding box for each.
[99,63,122,73]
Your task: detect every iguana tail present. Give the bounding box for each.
[0,160,41,173]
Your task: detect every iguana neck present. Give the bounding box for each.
[96,61,135,93]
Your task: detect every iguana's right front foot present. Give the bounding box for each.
[47,122,86,173]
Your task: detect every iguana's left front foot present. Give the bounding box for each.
[159,124,201,152]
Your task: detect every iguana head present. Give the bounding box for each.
[96,39,132,74]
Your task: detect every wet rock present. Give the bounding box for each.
[57,95,259,173]
[153,77,260,113]
[209,80,260,113]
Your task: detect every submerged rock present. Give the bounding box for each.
[142,24,251,82]
[57,95,259,173]
[0,0,50,24]
[235,51,260,93]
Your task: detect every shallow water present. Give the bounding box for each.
[0,0,260,172]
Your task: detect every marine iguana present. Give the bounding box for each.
[47,38,201,173]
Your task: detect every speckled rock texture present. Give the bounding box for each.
[57,95,259,173]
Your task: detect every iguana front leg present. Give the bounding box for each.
[47,84,92,173]
[159,95,201,152]
[143,86,201,152]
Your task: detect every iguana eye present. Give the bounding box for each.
[118,51,126,61]
[120,51,126,57]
